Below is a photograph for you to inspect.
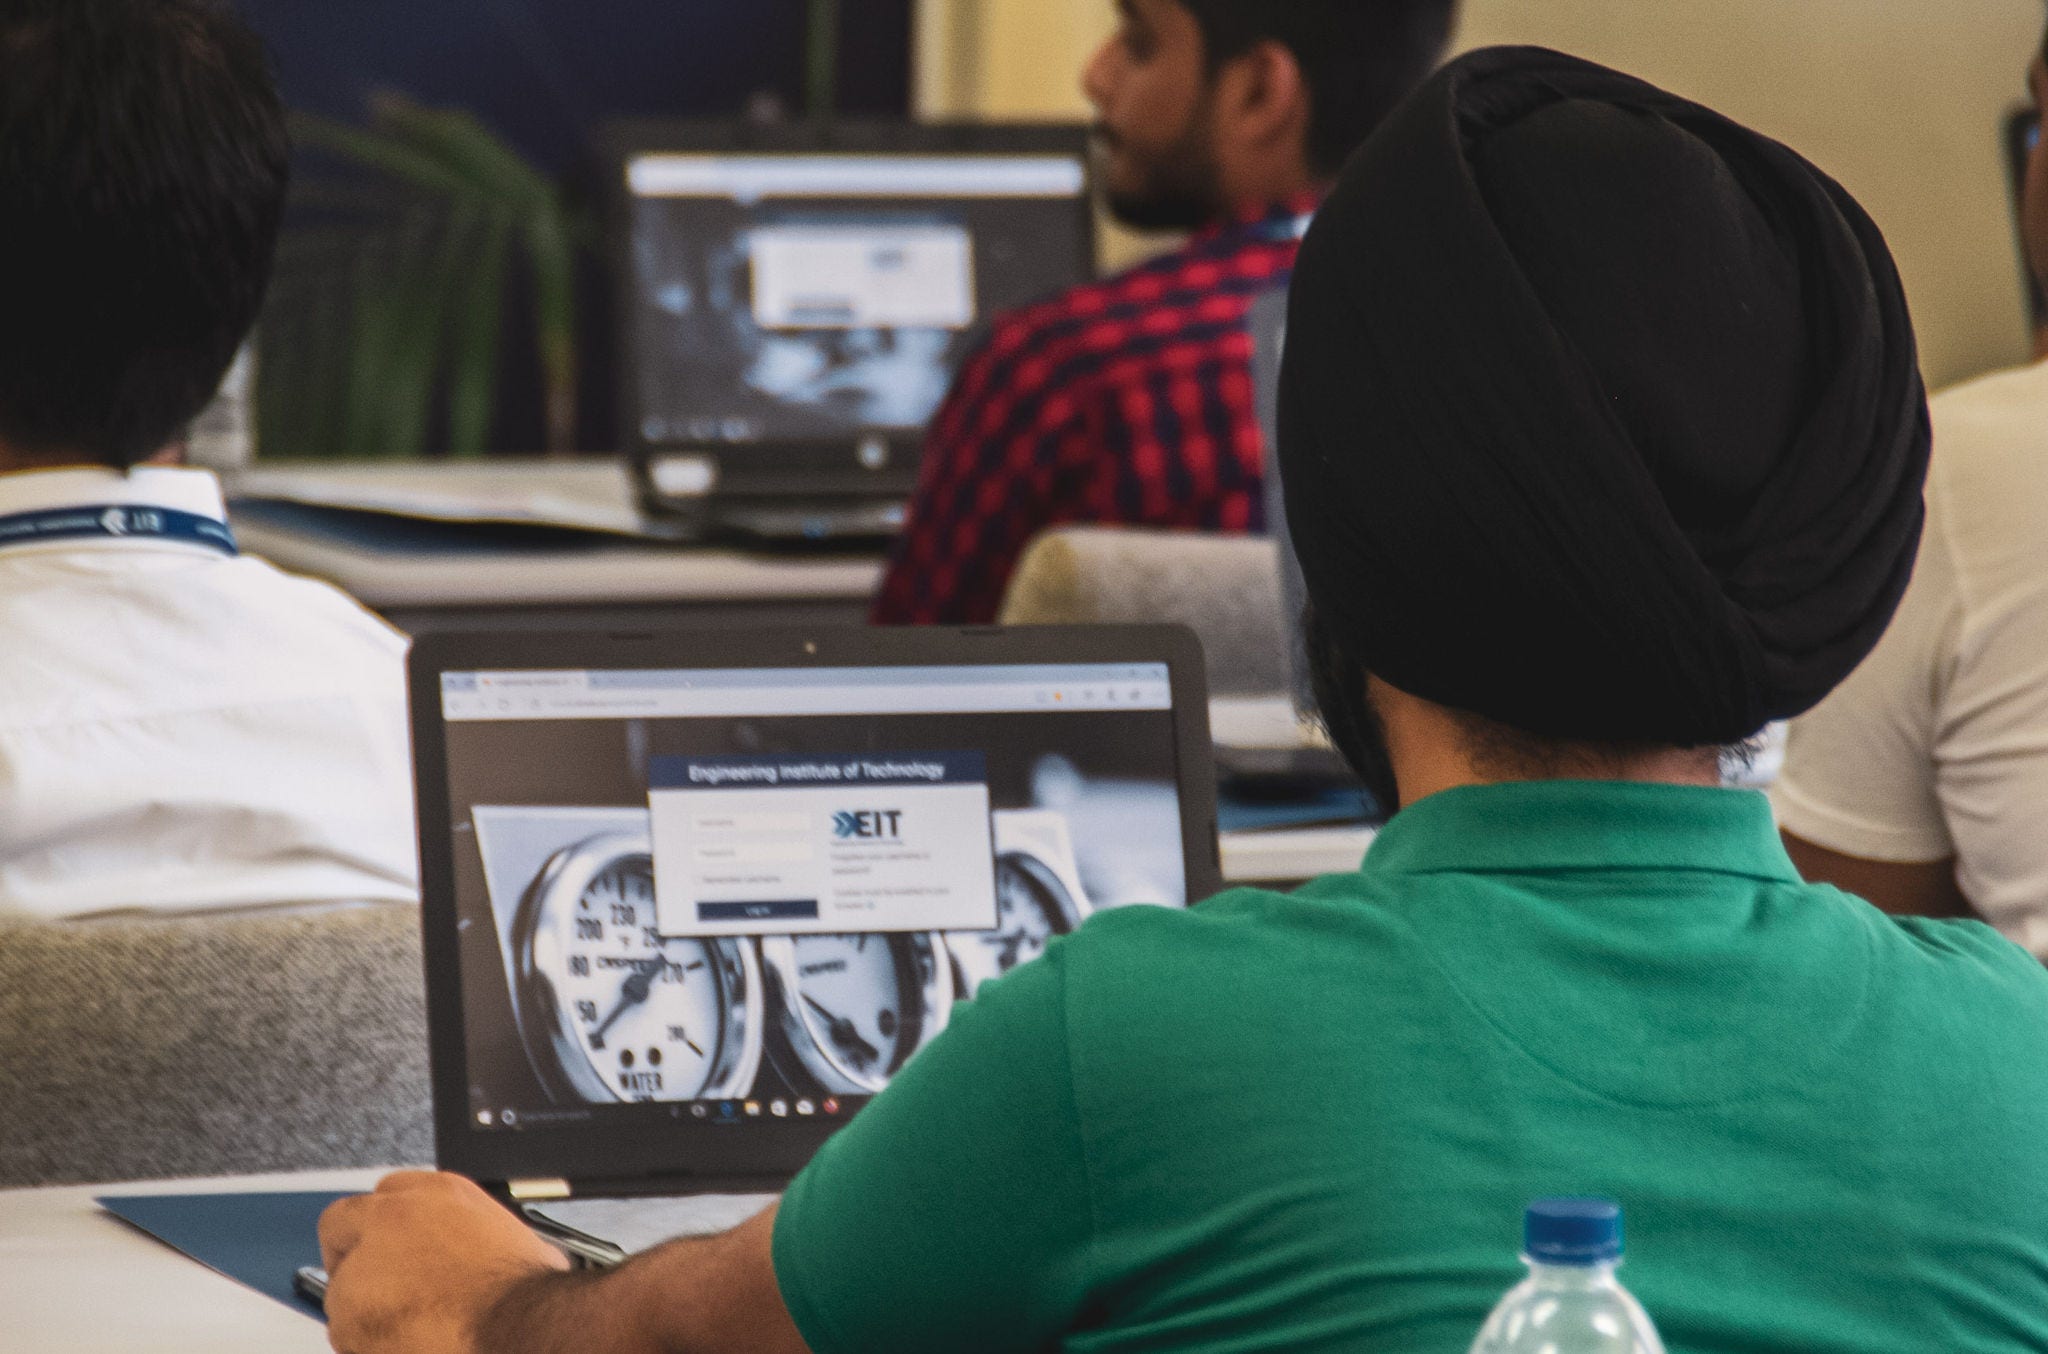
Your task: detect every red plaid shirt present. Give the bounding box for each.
[871,197,1314,625]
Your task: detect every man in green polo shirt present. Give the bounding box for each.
[317,48,2048,1354]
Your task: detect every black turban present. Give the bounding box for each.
[1279,46,1930,746]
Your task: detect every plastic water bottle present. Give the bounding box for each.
[1467,1198,1666,1354]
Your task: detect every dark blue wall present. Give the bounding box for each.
[241,0,912,173]
[243,0,915,454]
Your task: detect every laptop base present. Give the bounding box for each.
[523,1193,780,1267]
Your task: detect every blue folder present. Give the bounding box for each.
[98,1190,351,1323]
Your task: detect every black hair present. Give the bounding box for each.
[1303,602,1402,813]
[1304,602,1740,812]
[1180,0,1459,176]
[0,0,288,469]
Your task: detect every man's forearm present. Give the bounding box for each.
[474,1209,809,1354]
[476,1255,675,1354]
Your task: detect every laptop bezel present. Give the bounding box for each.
[410,623,1219,1197]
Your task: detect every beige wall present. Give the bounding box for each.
[918,0,2042,388]
[1455,0,2041,389]
[917,0,1111,119]
[915,0,1169,270]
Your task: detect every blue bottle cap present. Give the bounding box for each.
[1525,1197,1623,1265]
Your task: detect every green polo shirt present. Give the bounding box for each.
[772,781,2048,1352]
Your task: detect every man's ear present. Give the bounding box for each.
[1212,39,1312,160]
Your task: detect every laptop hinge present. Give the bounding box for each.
[508,1178,573,1202]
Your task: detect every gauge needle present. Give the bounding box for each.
[993,928,1034,969]
[589,961,660,1048]
[803,993,881,1068]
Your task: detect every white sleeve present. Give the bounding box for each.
[1771,487,1959,864]
[1923,520,2048,952]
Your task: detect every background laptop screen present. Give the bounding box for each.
[624,151,1091,448]
[438,661,1185,1136]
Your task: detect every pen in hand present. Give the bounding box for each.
[294,1264,329,1308]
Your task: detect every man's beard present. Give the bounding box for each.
[1096,108,1227,233]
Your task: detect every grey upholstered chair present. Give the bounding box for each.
[0,903,432,1187]
[998,525,1290,695]
[997,284,1303,702]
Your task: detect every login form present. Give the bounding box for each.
[647,752,997,938]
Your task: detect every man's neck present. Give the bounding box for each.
[1220,174,1329,221]
[1372,677,1724,806]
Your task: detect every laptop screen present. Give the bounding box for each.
[623,150,1092,450]
[436,660,1187,1138]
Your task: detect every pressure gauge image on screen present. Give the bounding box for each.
[512,831,763,1106]
[760,932,953,1096]
[946,809,1095,996]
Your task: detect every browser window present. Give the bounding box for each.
[437,662,1185,1131]
[624,152,1092,445]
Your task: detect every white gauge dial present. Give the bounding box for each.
[761,932,951,1096]
[515,832,762,1105]
[945,851,1085,996]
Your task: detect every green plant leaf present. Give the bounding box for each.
[370,95,555,209]
[524,204,580,454]
[344,207,470,457]
[808,0,840,118]
[291,112,481,203]
[446,213,514,458]
[263,96,590,459]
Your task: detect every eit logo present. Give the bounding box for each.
[833,810,903,840]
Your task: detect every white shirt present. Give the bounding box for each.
[0,466,417,918]
[1774,360,2048,956]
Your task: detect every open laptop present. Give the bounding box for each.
[410,623,1219,1260]
[607,120,1097,543]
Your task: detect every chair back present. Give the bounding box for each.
[0,904,432,1187]
[999,526,1288,695]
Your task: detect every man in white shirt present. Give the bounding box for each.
[0,0,416,918]
[1773,24,2048,956]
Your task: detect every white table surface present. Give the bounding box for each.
[0,1167,390,1354]
[1220,823,1374,883]
[225,460,886,611]
[1211,695,1377,882]
[232,517,886,611]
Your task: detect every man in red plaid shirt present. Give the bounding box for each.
[873,0,1457,625]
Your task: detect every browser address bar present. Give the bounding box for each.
[443,681,1172,722]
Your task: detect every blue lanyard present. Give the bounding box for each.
[0,503,238,556]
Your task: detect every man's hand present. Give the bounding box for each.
[318,1171,569,1354]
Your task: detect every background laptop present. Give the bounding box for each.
[410,624,1219,1256]
[607,120,1097,542]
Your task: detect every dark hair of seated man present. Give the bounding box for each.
[1305,604,1725,802]
[1181,0,1458,176]
[0,0,288,471]
[1091,0,1459,231]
